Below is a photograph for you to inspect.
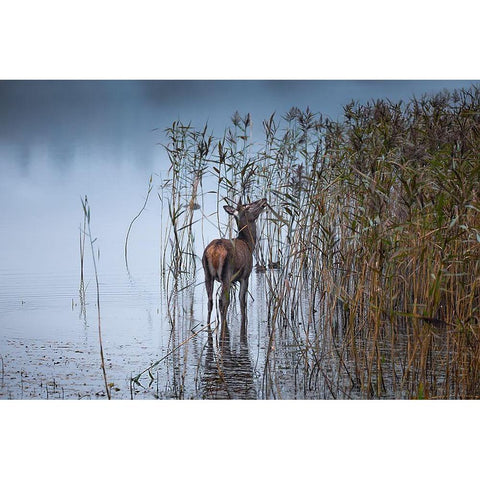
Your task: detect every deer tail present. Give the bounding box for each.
[203,241,229,282]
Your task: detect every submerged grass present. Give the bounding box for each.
[132,84,480,399]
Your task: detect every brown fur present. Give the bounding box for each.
[204,239,252,282]
[202,198,267,324]
[204,240,229,280]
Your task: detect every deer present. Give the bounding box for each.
[202,198,268,324]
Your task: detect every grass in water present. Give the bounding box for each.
[129,85,480,399]
[81,196,111,400]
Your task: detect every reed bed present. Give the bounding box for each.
[141,85,480,399]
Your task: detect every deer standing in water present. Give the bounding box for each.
[202,198,267,324]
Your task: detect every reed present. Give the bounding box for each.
[80,196,111,400]
[132,84,480,398]
[124,175,153,272]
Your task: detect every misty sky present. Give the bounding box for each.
[0,80,477,174]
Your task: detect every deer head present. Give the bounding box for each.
[223,198,268,249]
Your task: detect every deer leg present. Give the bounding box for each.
[219,282,230,323]
[239,277,249,324]
[205,270,214,324]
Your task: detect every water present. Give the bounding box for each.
[0,254,292,399]
[0,155,472,400]
[0,159,275,399]
[0,267,457,400]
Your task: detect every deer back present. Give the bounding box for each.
[203,238,253,284]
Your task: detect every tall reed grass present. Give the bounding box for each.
[81,196,111,399]
[142,84,480,398]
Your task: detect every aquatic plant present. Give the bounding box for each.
[124,174,153,272]
[132,84,480,399]
[81,196,111,400]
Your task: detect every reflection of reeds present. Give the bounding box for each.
[79,202,87,320]
[1,355,5,388]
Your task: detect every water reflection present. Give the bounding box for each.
[201,321,256,399]
[2,262,478,399]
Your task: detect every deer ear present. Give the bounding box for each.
[224,205,237,216]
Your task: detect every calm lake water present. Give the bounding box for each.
[0,159,291,399]
[0,158,464,400]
